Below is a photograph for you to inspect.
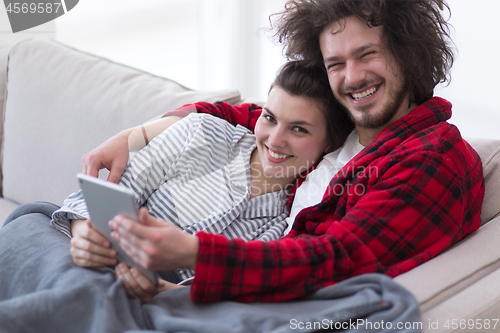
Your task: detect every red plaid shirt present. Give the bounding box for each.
[165,97,484,303]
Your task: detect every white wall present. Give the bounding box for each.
[1,0,498,139]
[54,0,286,102]
[197,0,286,101]
[435,1,500,139]
[55,0,201,91]
[0,4,55,44]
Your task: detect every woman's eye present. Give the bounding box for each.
[264,114,276,123]
[292,126,308,134]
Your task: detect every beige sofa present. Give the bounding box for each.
[1,38,499,332]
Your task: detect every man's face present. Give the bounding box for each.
[319,16,410,132]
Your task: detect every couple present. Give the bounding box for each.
[52,60,352,299]
[47,0,485,304]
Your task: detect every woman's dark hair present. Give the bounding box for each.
[271,0,455,105]
[271,61,354,152]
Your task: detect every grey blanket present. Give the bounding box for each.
[0,202,422,333]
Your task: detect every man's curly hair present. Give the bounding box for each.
[271,0,455,105]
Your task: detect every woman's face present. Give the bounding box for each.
[254,86,330,180]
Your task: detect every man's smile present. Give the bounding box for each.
[350,86,379,101]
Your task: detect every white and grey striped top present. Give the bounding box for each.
[51,113,289,280]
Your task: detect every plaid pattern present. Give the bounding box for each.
[168,97,484,303]
[165,101,261,133]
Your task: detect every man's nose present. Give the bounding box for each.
[344,61,367,89]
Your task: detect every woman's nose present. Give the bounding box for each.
[267,127,286,148]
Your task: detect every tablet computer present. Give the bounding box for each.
[77,173,158,285]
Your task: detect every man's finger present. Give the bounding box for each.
[84,158,102,178]
[138,208,168,227]
[114,232,143,265]
[111,215,149,241]
[107,166,125,184]
[82,156,88,175]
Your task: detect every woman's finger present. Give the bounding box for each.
[130,267,157,294]
[116,264,156,303]
[71,246,117,267]
[82,220,112,247]
[71,236,115,257]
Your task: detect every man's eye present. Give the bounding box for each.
[327,63,340,70]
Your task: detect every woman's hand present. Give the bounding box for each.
[70,219,117,267]
[109,208,199,272]
[115,263,182,303]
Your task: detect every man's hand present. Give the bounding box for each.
[109,208,199,272]
[82,129,131,183]
[115,263,182,303]
[70,219,117,267]
[81,116,183,183]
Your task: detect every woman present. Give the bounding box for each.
[52,61,352,301]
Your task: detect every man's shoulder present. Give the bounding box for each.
[415,121,475,156]
[391,121,481,172]
[188,112,254,141]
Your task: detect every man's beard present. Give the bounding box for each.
[344,80,408,130]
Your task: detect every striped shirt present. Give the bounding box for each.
[52,113,289,280]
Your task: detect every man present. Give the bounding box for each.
[80,0,484,303]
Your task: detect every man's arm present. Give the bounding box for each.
[167,101,262,132]
[82,102,262,183]
[190,149,484,303]
[108,145,483,303]
[82,116,182,183]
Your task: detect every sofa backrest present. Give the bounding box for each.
[2,38,500,226]
[1,38,241,206]
[0,42,13,197]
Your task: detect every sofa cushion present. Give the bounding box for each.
[466,138,500,224]
[2,38,241,207]
[421,265,500,333]
[394,215,500,312]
